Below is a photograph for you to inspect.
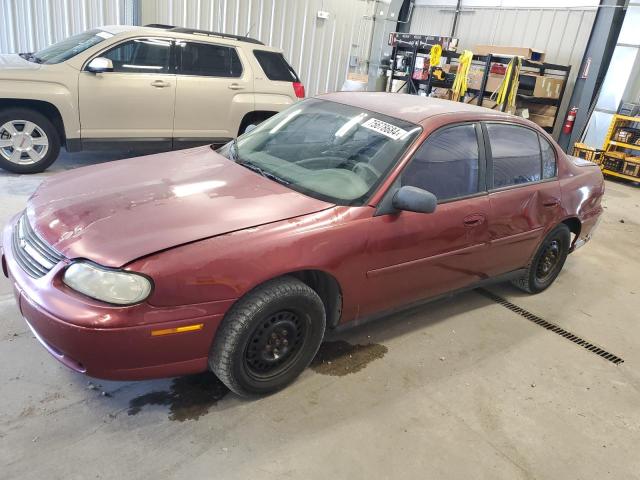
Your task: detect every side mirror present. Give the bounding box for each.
[392,186,437,214]
[244,124,258,134]
[86,57,114,73]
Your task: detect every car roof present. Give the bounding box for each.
[317,91,514,124]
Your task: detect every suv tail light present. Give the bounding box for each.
[293,82,305,99]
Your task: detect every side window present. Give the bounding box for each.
[487,124,541,188]
[540,135,557,179]
[401,124,480,202]
[253,50,299,82]
[177,42,242,77]
[101,38,171,73]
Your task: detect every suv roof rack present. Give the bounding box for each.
[144,25,264,45]
[144,24,175,29]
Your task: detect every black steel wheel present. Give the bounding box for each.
[244,310,308,380]
[512,223,571,294]
[209,277,325,396]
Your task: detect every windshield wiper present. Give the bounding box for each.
[237,159,290,186]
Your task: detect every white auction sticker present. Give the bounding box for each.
[361,118,408,140]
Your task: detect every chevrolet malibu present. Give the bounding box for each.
[1,93,604,396]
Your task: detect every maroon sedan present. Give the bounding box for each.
[1,93,604,396]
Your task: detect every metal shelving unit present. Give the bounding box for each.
[386,35,571,134]
[599,114,640,182]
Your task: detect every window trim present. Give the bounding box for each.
[82,36,176,74]
[538,133,559,180]
[398,121,488,205]
[482,121,557,192]
[175,39,244,78]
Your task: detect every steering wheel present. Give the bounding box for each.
[352,162,381,185]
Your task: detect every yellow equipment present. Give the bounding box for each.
[494,56,522,108]
[451,50,472,101]
[429,44,442,67]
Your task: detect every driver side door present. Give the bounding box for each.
[78,37,176,148]
[361,123,492,317]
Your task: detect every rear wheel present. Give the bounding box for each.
[512,224,571,294]
[0,108,61,174]
[209,276,325,396]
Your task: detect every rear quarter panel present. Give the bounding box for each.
[559,155,605,242]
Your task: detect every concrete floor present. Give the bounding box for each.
[1,150,639,479]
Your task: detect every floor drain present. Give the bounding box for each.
[477,288,624,365]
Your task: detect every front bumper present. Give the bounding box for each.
[1,215,232,380]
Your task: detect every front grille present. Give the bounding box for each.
[12,213,64,278]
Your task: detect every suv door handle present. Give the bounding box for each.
[150,80,171,88]
[228,83,245,90]
[463,213,486,227]
[543,198,560,207]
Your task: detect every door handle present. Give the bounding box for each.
[228,83,245,90]
[463,213,486,227]
[150,80,171,88]
[543,198,560,207]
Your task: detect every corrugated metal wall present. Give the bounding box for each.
[409,5,596,134]
[0,0,135,54]
[142,0,377,96]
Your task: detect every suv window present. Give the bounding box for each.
[177,41,242,77]
[401,124,480,202]
[540,135,557,179]
[33,29,112,65]
[487,123,541,188]
[101,38,172,73]
[253,50,299,82]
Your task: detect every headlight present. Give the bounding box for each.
[63,262,152,305]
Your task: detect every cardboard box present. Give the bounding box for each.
[528,114,556,128]
[531,75,564,99]
[464,95,498,109]
[519,102,557,117]
[467,68,504,93]
[474,45,545,62]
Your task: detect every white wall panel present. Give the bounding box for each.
[142,0,377,96]
[0,0,135,54]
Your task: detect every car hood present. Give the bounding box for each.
[0,54,41,71]
[27,146,333,267]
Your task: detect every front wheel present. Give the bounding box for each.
[209,277,326,396]
[0,108,61,174]
[512,223,571,294]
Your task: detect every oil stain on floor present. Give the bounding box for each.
[310,340,388,376]
[128,372,229,421]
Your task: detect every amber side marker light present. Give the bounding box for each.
[151,324,204,336]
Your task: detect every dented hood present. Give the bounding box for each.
[27,146,332,267]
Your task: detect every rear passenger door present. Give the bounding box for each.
[173,40,253,143]
[483,122,561,276]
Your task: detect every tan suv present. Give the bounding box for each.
[0,24,304,173]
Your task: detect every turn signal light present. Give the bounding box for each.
[151,323,204,336]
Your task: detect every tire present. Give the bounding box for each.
[210,276,326,396]
[0,108,61,174]
[512,223,571,294]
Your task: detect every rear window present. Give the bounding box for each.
[253,50,299,82]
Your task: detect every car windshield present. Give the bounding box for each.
[218,99,421,205]
[30,29,113,64]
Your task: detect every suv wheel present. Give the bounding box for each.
[209,276,326,396]
[0,108,61,174]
